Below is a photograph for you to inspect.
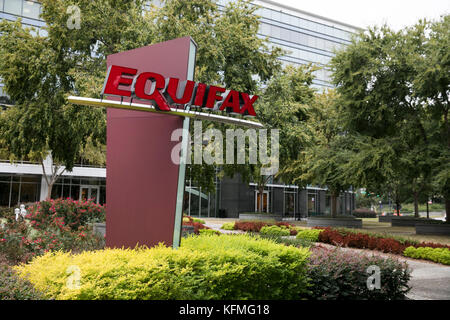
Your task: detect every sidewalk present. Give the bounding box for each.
[203,220,450,300]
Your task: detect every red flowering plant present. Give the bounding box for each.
[0,198,106,264]
[26,198,105,231]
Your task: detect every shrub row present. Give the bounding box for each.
[15,234,311,300]
[318,228,416,254]
[403,247,450,265]
[233,220,298,235]
[307,245,411,300]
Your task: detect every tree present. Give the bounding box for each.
[330,17,449,221]
[0,0,153,198]
[0,0,284,200]
[281,90,353,217]
[147,0,284,194]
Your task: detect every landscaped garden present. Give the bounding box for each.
[220,219,450,265]
[0,199,432,300]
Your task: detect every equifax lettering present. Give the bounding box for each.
[102,65,257,116]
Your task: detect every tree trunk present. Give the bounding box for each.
[331,192,338,218]
[413,191,419,218]
[395,201,400,216]
[445,197,450,224]
[426,201,429,219]
[46,181,54,200]
[258,185,264,213]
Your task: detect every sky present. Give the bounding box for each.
[274,0,450,30]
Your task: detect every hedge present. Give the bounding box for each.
[296,229,322,242]
[259,225,290,237]
[15,234,311,300]
[220,222,235,230]
[403,246,450,265]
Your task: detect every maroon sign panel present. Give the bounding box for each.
[106,37,193,249]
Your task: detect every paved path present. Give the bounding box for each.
[204,221,450,300]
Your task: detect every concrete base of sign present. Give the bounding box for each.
[182,225,195,237]
[391,217,429,227]
[378,215,394,222]
[92,223,106,237]
[415,223,450,235]
[238,213,283,221]
[307,217,363,228]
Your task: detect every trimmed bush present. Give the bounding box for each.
[259,225,290,237]
[403,246,450,265]
[307,245,411,300]
[198,228,220,236]
[220,222,235,230]
[296,229,322,242]
[318,228,417,254]
[15,234,311,300]
[0,255,44,300]
[234,220,270,232]
[233,220,296,234]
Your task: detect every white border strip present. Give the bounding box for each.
[67,96,264,129]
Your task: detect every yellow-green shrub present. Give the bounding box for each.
[15,234,311,300]
[296,229,322,242]
[403,246,450,265]
[220,222,235,230]
[259,225,290,237]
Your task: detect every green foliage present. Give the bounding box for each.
[281,90,353,216]
[403,246,450,265]
[220,222,235,230]
[259,225,290,237]
[296,229,322,242]
[191,217,206,224]
[15,234,311,300]
[330,17,450,220]
[198,228,219,236]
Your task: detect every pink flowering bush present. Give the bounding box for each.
[26,198,105,231]
[307,245,411,300]
[0,198,105,264]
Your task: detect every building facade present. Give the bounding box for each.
[0,0,357,217]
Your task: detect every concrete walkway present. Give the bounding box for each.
[204,221,450,300]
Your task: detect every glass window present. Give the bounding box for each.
[271,10,281,22]
[23,1,41,19]
[260,22,270,36]
[4,0,22,15]
[20,182,39,203]
[270,25,281,39]
[0,0,4,12]
[0,181,10,206]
